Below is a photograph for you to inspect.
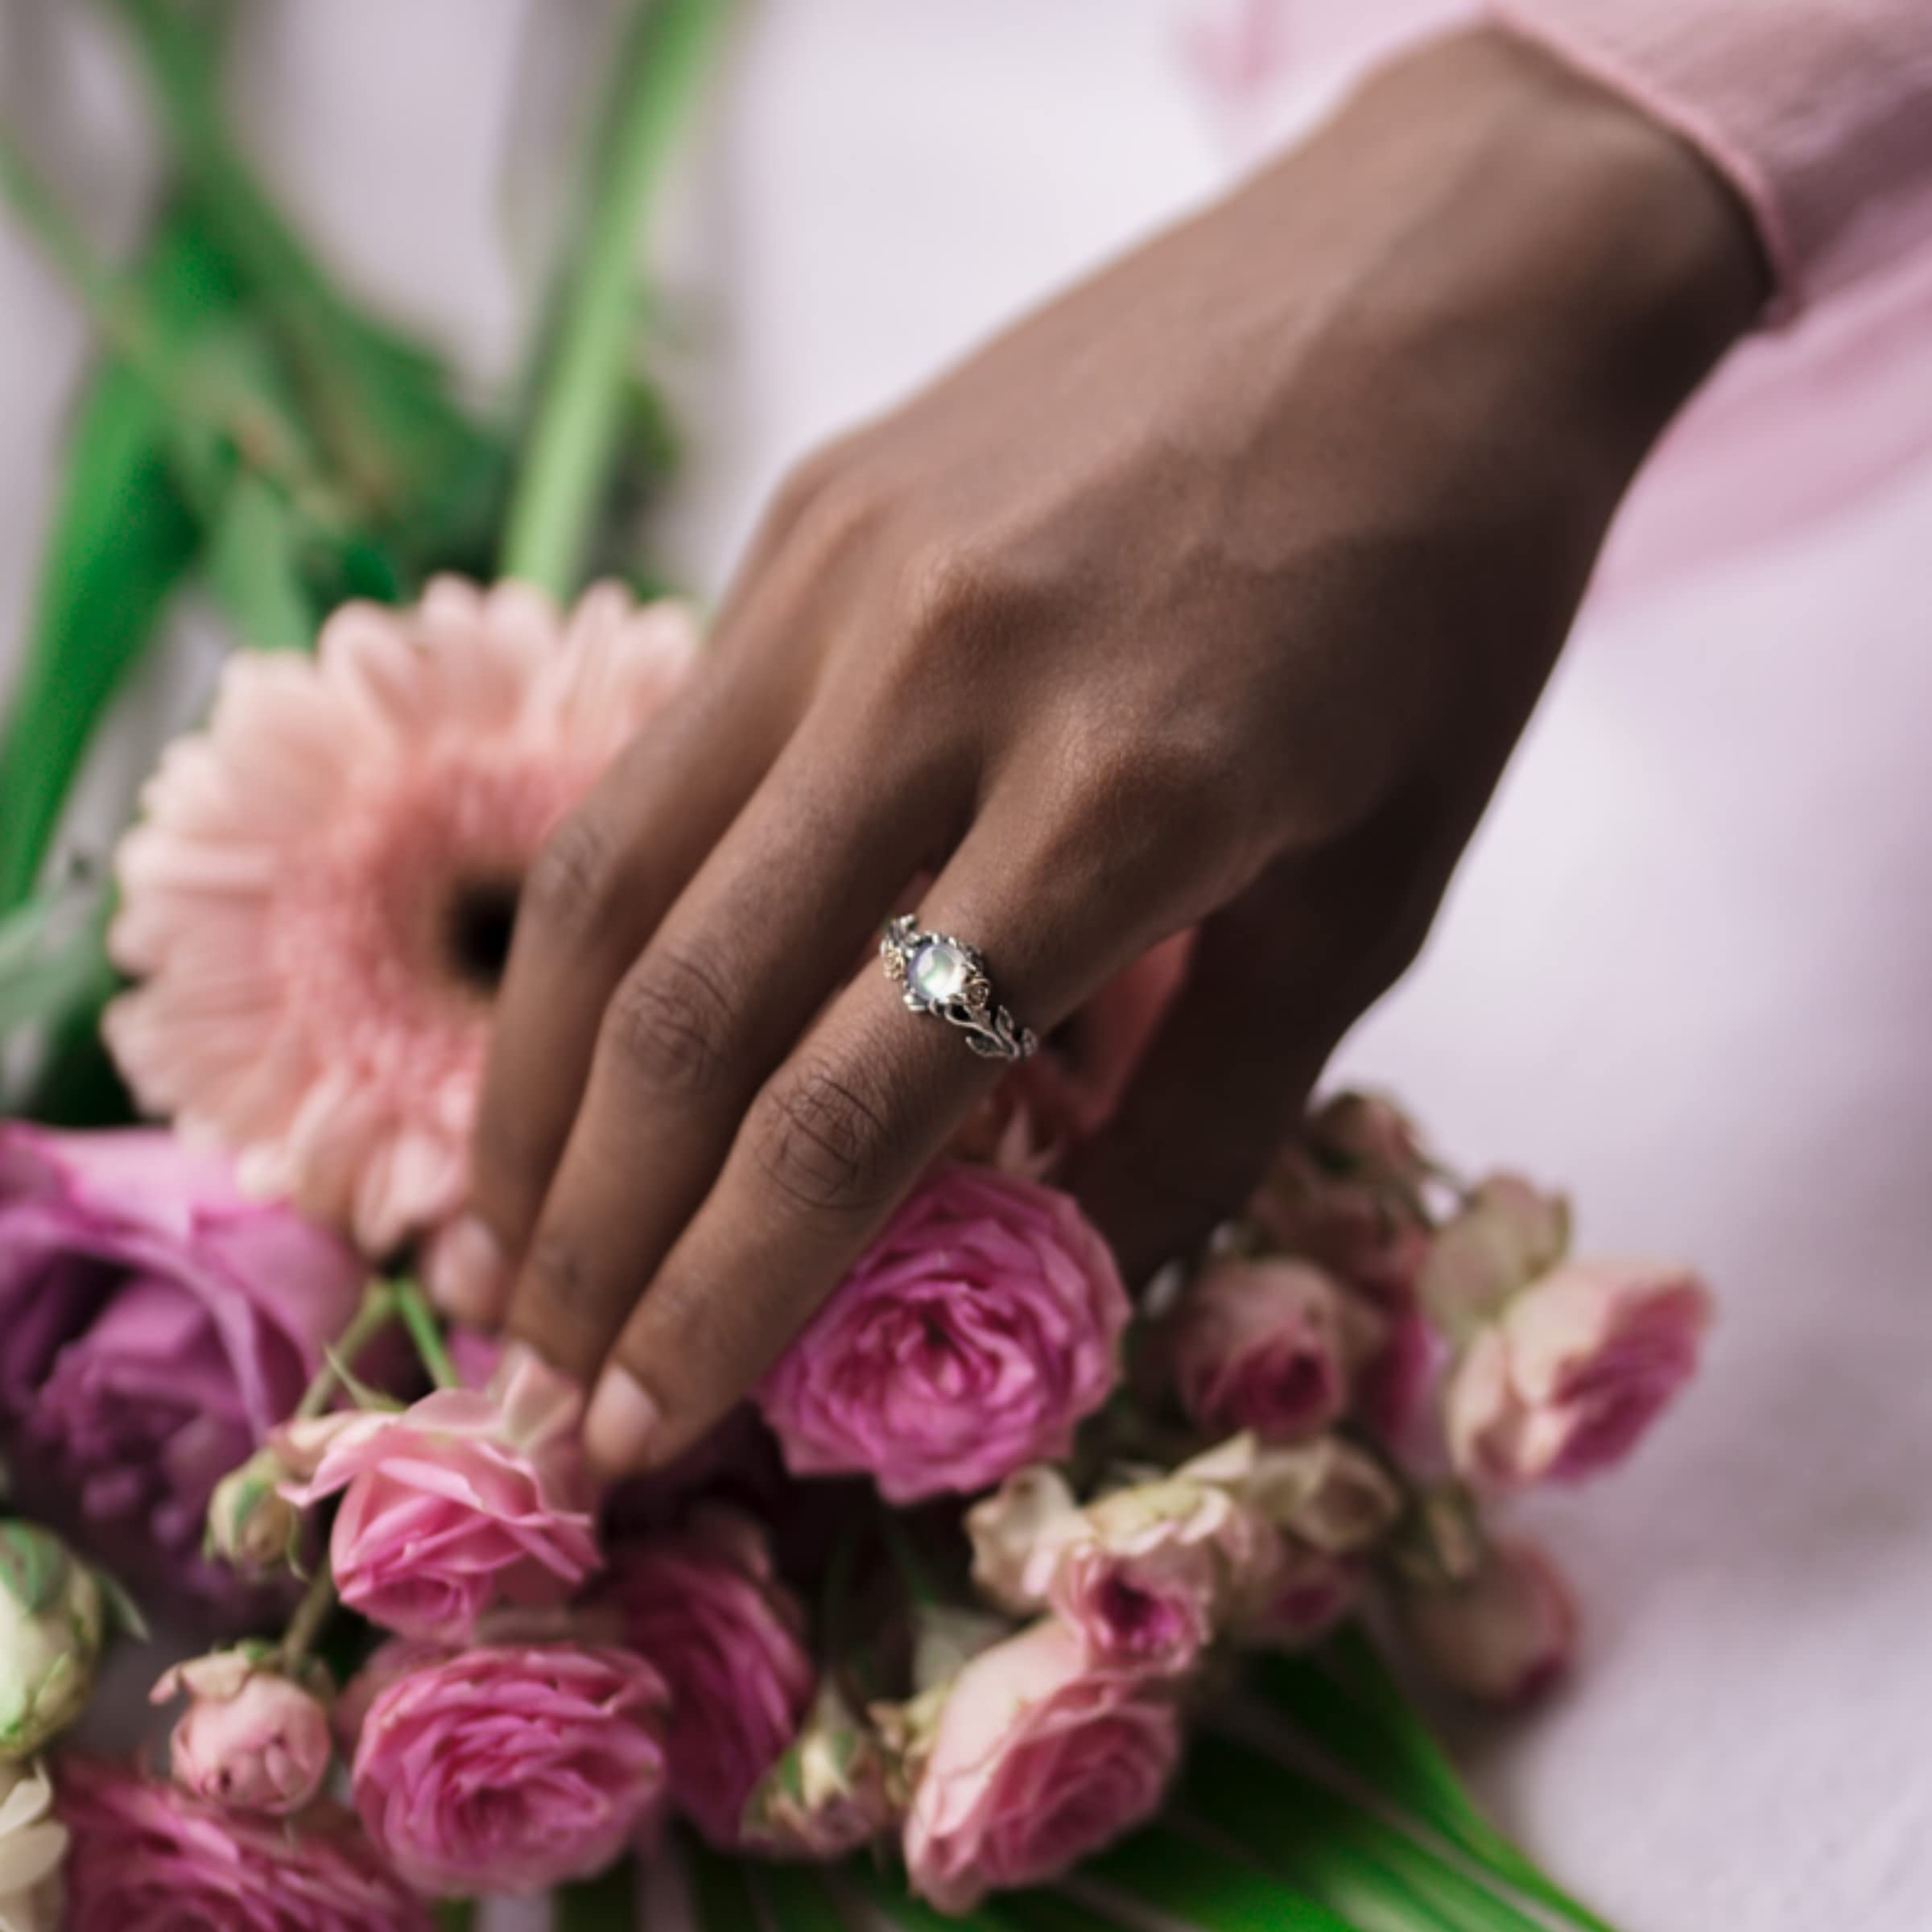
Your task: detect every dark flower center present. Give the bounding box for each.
[444,875,522,992]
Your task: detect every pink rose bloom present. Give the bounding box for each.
[1418,1174,1571,1333]
[0,1125,362,1624]
[57,1754,431,1932]
[279,1344,599,1641]
[758,1167,1129,1504]
[904,1619,1182,1913]
[153,1649,333,1815]
[1446,1260,1715,1492]
[1166,1256,1374,1443]
[599,1509,815,1848]
[347,1638,671,1897]
[1395,1537,1579,1705]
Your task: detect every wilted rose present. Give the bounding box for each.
[741,1683,898,1862]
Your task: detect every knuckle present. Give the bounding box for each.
[749,1059,895,1216]
[897,540,1002,646]
[601,946,738,1098]
[524,812,625,945]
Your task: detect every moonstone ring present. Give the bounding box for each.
[880,914,1038,1063]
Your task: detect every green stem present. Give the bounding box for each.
[554,1859,636,1932]
[277,1560,338,1670]
[394,1280,460,1390]
[499,0,733,596]
[876,1508,939,1609]
[0,123,332,516]
[296,1282,401,1421]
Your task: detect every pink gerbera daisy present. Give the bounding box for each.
[105,576,697,1255]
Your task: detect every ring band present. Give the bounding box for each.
[880,914,1038,1063]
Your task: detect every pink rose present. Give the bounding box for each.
[1166,1256,1377,1443]
[903,1619,1181,1913]
[153,1649,333,1815]
[57,1754,431,1932]
[0,1126,363,1623]
[758,1167,1129,1504]
[346,1638,671,1897]
[1248,1097,1432,1303]
[1394,1537,1579,1704]
[279,1344,600,1641]
[1418,1174,1571,1332]
[1232,1539,1364,1649]
[968,1468,1277,1673]
[599,1509,815,1848]
[1446,1260,1714,1492]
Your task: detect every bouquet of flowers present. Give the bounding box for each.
[0,4,1712,1928]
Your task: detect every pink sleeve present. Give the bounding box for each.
[1490,1,1932,320]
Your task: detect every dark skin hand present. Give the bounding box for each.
[427,27,1768,1473]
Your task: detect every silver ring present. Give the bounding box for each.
[881,914,1038,1063]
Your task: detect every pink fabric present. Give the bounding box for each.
[1494,1,1932,316]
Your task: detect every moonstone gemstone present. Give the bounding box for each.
[910,937,970,1003]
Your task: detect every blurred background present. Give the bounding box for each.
[3,3,1930,1926]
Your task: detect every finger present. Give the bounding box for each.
[428,667,792,1325]
[501,710,967,1384]
[579,811,1158,1476]
[1069,835,1442,1287]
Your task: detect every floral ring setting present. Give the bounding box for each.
[880,914,1039,1063]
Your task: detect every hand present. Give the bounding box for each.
[434,27,1765,1476]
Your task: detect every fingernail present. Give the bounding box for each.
[425,1214,510,1323]
[585,1364,661,1473]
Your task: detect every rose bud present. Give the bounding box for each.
[1394,1536,1579,1705]
[903,1619,1182,1913]
[1447,1260,1714,1492]
[0,1522,108,1760]
[204,1447,306,1579]
[1232,1538,1364,1651]
[1419,1173,1571,1334]
[965,1468,1085,1613]
[742,1683,899,1862]
[1166,1256,1379,1443]
[0,1757,67,1932]
[151,1646,334,1816]
[1178,1432,1404,1553]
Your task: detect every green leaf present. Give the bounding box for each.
[204,470,321,654]
[845,1861,1017,1932]
[0,213,223,911]
[687,1838,763,1930]
[753,1864,852,1932]
[554,1860,634,1932]
[1084,1823,1363,1932]
[0,1520,72,1615]
[0,878,113,1041]
[1257,1635,1620,1932]
[1184,1735,1551,1932]
[434,1903,477,1932]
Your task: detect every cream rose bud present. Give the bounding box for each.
[152,1647,333,1816]
[741,1684,899,1862]
[1447,1260,1714,1493]
[0,1523,107,1761]
[204,1447,305,1578]
[0,1759,66,1932]
[965,1468,1085,1612]
[1419,1174,1571,1333]
[1178,1432,1403,1553]
[1395,1537,1579,1705]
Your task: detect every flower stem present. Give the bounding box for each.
[394,1279,460,1391]
[277,1559,338,1671]
[498,0,734,597]
[554,1858,636,1932]
[875,1507,939,1609]
[295,1281,401,1422]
